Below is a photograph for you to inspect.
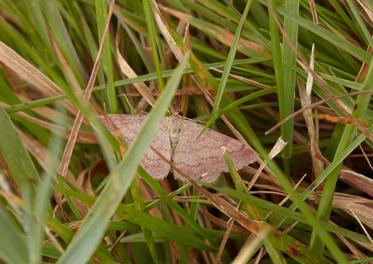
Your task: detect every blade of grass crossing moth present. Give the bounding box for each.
[29,111,65,264]
[310,57,373,256]
[280,0,299,165]
[202,88,276,136]
[143,0,164,91]
[0,107,40,263]
[57,53,189,264]
[96,0,118,113]
[210,0,252,119]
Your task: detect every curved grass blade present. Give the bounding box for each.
[210,0,253,119]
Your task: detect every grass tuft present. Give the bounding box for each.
[0,1,372,263]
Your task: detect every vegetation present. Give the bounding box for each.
[0,0,372,263]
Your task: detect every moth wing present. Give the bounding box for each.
[172,118,257,182]
[99,114,172,179]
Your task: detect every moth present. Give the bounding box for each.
[99,114,257,182]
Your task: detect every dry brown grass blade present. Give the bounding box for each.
[201,207,248,235]
[232,226,271,264]
[338,235,373,264]
[340,169,373,197]
[57,0,115,177]
[210,68,269,89]
[247,137,286,191]
[0,172,23,215]
[151,1,184,61]
[178,23,191,116]
[0,41,76,114]
[116,47,156,108]
[359,144,373,171]
[356,0,373,26]
[265,88,373,140]
[349,209,373,244]
[242,167,278,186]
[299,44,324,179]
[216,205,237,263]
[308,0,319,24]
[75,161,103,196]
[193,182,265,234]
[310,192,373,230]
[50,35,82,93]
[158,5,267,55]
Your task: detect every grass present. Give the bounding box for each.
[0,0,372,263]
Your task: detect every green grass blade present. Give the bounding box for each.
[143,0,164,90]
[268,0,283,146]
[96,0,118,113]
[279,0,299,162]
[210,0,252,118]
